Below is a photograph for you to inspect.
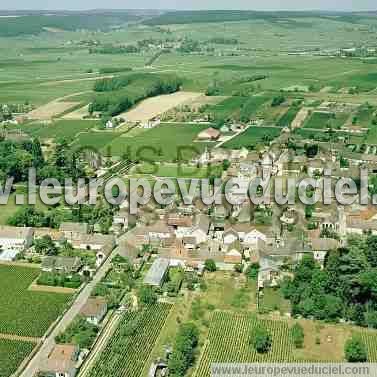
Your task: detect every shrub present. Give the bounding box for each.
[250,325,272,354]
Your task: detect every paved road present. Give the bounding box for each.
[19,248,118,377]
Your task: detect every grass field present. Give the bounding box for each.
[107,123,210,160]
[223,126,281,149]
[0,338,36,377]
[0,265,71,337]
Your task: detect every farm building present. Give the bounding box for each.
[0,226,34,261]
[42,256,82,274]
[80,297,108,325]
[40,344,79,377]
[197,127,221,141]
[143,257,170,287]
[60,222,89,240]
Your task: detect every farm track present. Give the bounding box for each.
[0,333,40,343]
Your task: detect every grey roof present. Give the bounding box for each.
[42,256,82,272]
[0,226,33,240]
[196,214,210,234]
[59,222,89,234]
[143,258,170,286]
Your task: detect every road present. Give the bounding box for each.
[18,247,118,377]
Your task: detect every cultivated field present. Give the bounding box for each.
[223,127,281,149]
[0,338,36,377]
[0,265,71,337]
[27,100,80,120]
[119,91,203,122]
[107,123,210,160]
[87,304,172,377]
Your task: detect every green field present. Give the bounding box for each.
[11,119,98,140]
[88,304,172,377]
[107,123,210,160]
[277,106,300,128]
[71,131,124,151]
[223,127,281,149]
[0,339,36,377]
[0,265,71,337]
[133,162,223,178]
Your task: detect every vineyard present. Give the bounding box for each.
[358,329,377,362]
[195,311,295,377]
[0,265,72,337]
[87,303,172,377]
[0,338,35,377]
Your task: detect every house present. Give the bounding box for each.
[189,214,210,245]
[113,208,131,228]
[40,344,79,377]
[60,222,89,241]
[197,127,221,141]
[34,228,64,244]
[42,256,82,274]
[143,257,170,287]
[243,229,267,248]
[146,220,175,246]
[257,257,281,289]
[310,238,339,267]
[223,228,239,245]
[80,297,107,325]
[70,233,115,251]
[0,226,34,261]
[224,241,243,264]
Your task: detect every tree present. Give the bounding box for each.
[204,259,217,272]
[222,159,230,171]
[168,323,199,377]
[34,235,58,256]
[291,323,304,348]
[138,286,157,305]
[344,335,368,362]
[245,263,260,280]
[234,263,243,273]
[250,325,272,354]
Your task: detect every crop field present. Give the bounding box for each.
[303,111,349,130]
[107,123,210,160]
[27,100,80,120]
[88,303,172,377]
[120,91,202,122]
[205,96,246,120]
[0,338,36,377]
[0,265,71,337]
[132,162,223,178]
[303,111,333,129]
[195,311,294,377]
[223,127,281,149]
[71,131,124,152]
[276,106,301,128]
[12,119,98,140]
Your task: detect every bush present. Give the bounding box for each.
[204,259,217,272]
[250,325,272,354]
[291,323,304,348]
[168,323,199,377]
[345,335,368,362]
